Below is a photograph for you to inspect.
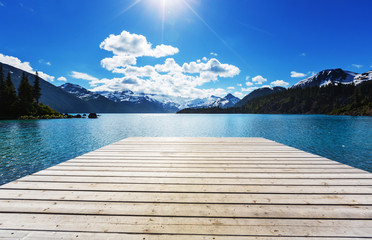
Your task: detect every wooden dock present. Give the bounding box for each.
[0,137,371,239]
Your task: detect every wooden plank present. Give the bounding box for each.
[58,162,349,168]
[16,175,372,186]
[0,199,371,219]
[31,170,372,179]
[0,214,372,237]
[1,189,371,205]
[0,137,371,238]
[45,166,364,173]
[3,181,372,194]
[0,230,364,240]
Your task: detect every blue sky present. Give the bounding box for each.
[0,0,371,99]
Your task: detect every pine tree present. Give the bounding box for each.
[18,72,34,115]
[0,72,18,118]
[33,71,41,104]
[6,72,17,103]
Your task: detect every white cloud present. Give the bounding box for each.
[39,59,51,66]
[352,64,363,69]
[57,76,67,82]
[0,53,33,72]
[99,31,179,72]
[38,72,55,82]
[245,81,253,86]
[241,86,259,92]
[100,31,178,58]
[271,80,289,87]
[237,83,242,87]
[71,71,100,85]
[227,86,235,90]
[101,55,136,71]
[290,71,306,78]
[0,53,55,81]
[300,53,306,57]
[252,75,267,84]
[155,58,182,73]
[245,76,250,81]
[73,31,241,99]
[210,52,218,56]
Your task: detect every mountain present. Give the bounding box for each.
[59,83,103,101]
[291,69,358,89]
[234,87,285,107]
[179,94,240,109]
[60,84,178,113]
[1,62,96,113]
[178,80,372,116]
[95,90,179,112]
[214,93,240,108]
[354,70,372,85]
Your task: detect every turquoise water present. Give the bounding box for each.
[0,114,371,185]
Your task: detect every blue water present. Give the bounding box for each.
[0,114,371,185]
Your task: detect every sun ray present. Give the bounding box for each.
[120,0,142,15]
[181,0,248,65]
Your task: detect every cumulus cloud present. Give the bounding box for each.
[271,80,289,87]
[99,31,179,72]
[0,53,55,81]
[101,55,136,71]
[237,83,242,87]
[100,31,179,58]
[290,71,306,78]
[245,81,253,86]
[57,76,67,82]
[227,86,235,90]
[252,75,267,84]
[352,64,363,69]
[73,31,240,99]
[210,52,218,56]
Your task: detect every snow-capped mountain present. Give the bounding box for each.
[59,83,102,101]
[292,69,358,89]
[211,93,240,108]
[354,70,372,85]
[180,94,240,109]
[96,90,179,112]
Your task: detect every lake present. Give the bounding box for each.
[0,113,371,185]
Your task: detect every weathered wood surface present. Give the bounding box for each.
[0,137,371,239]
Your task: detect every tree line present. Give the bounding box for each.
[0,63,60,119]
[178,81,372,116]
